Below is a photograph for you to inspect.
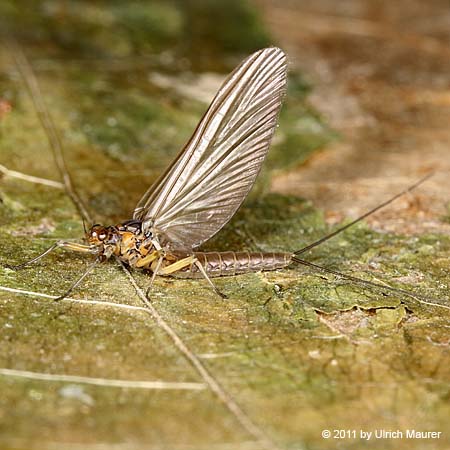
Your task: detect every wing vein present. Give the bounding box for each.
[134,48,287,248]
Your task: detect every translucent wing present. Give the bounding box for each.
[133,47,287,248]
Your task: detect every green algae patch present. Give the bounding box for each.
[0,2,449,450]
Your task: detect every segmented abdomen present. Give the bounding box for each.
[175,251,293,278]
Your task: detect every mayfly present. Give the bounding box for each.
[9,47,433,302]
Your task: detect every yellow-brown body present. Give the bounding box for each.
[88,221,293,278]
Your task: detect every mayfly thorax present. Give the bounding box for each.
[7,47,434,303]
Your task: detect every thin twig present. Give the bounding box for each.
[0,284,149,313]
[118,259,281,450]
[5,38,92,223]
[0,164,64,188]
[0,367,205,390]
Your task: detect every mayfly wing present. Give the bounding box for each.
[133,47,288,249]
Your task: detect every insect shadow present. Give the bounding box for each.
[4,47,438,307]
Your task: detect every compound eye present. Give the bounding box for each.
[98,233,107,240]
